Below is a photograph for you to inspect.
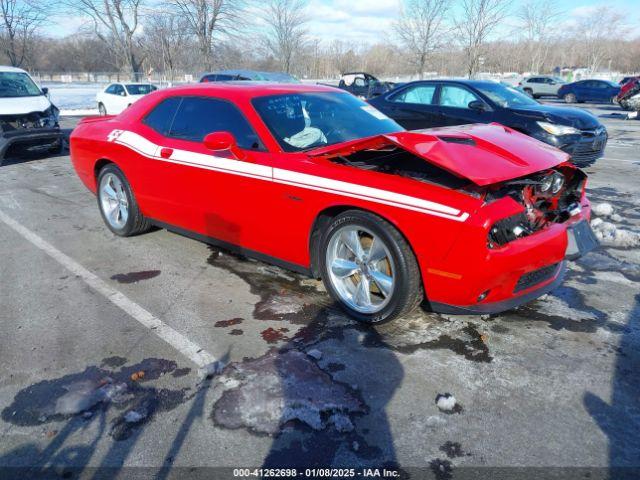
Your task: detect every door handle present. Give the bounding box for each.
[160,147,173,159]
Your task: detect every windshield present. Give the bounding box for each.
[253,92,403,152]
[126,84,156,95]
[476,83,539,108]
[0,72,42,98]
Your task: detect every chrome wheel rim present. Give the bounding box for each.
[99,173,129,229]
[326,226,395,314]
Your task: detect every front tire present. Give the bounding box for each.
[98,103,107,116]
[564,93,576,103]
[319,210,423,324]
[97,164,151,236]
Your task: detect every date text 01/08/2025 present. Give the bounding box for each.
[233,468,400,477]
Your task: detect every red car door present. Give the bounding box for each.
[124,95,302,263]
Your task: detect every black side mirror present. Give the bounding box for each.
[468,100,487,111]
[41,87,49,96]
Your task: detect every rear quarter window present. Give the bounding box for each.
[142,97,182,136]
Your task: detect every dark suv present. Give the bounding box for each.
[368,79,607,167]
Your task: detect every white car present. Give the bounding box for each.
[519,76,566,98]
[96,83,157,115]
[0,65,62,164]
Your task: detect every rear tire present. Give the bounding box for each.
[564,93,576,103]
[97,164,151,237]
[319,210,423,324]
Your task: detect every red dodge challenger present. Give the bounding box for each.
[70,83,598,323]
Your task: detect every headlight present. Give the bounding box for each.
[539,173,553,193]
[551,172,565,193]
[537,121,579,136]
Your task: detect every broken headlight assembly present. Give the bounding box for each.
[486,168,586,248]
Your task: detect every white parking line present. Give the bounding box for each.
[0,209,216,368]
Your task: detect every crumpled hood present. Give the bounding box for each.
[510,104,601,130]
[0,95,52,115]
[309,123,570,186]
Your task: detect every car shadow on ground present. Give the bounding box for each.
[583,293,640,479]
[258,308,403,470]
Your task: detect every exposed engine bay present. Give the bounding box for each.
[486,166,587,247]
[330,146,471,190]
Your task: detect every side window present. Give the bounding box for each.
[528,78,540,83]
[143,97,182,136]
[392,84,436,104]
[354,78,366,87]
[113,84,125,96]
[105,84,117,94]
[169,97,263,150]
[439,85,480,108]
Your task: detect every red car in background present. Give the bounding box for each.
[70,83,597,323]
[616,76,640,110]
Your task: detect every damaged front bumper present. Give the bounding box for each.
[0,128,62,164]
[0,109,63,164]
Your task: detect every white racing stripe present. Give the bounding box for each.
[0,209,217,368]
[112,130,469,222]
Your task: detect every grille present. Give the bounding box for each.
[514,263,559,293]
[568,139,606,165]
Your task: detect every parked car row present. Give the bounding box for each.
[70,82,598,323]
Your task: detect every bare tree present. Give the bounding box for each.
[170,0,244,71]
[394,0,451,78]
[0,0,46,67]
[260,0,308,74]
[142,10,191,80]
[516,0,562,73]
[455,0,510,78]
[68,0,145,79]
[571,6,627,74]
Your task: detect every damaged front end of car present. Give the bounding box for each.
[0,106,62,163]
[486,166,587,248]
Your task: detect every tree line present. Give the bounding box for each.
[1,0,638,80]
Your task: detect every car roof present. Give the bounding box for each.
[403,79,499,88]
[201,70,296,81]
[159,82,341,99]
[0,65,28,73]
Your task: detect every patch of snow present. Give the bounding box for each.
[212,350,364,435]
[611,213,623,222]
[590,218,603,228]
[592,202,614,217]
[124,410,145,423]
[435,393,457,412]
[591,220,640,248]
[307,349,323,360]
[535,293,597,321]
[60,108,99,116]
[54,378,127,415]
[329,412,354,432]
[198,360,227,379]
[256,294,305,316]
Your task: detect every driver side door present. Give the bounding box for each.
[437,84,492,126]
[132,95,279,251]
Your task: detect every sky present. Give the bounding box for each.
[47,0,639,43]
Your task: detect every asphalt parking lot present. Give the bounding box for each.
[0,105,639,479]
